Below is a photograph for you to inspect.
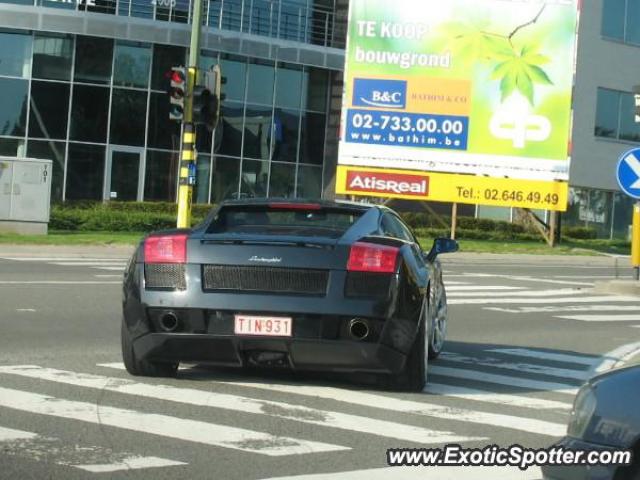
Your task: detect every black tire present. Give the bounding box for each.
[121,319,178,378]
[383,300,428,392]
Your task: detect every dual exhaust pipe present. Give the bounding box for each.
[158,312,180,333]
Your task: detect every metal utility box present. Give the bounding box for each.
[0,157,53,235]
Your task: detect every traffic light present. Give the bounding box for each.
[192,65,226,131]
[167,66,186,121]
[634,85,640,124]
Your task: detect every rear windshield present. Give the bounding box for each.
[206,206,364,238]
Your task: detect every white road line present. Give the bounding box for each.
[449,296,639,305]
[556,314,640,322]
[0,257,129,262]
[439,353,588,381]
[553,275,616,279]
[94,267,126,271]
[485,305,640,314]
[263,465,542,480]
[447,288,585,298]
[424,383,570,410]
[51,262,127,267]
[443,273,594,286]
[0,281,121,285]
[0,386,347,456]
[445,286,524,292]
[0,366,477,445]
[593,341,640,373]
[71,456,187,473]
[429,366,579,395]
[486,348,597,367]
[94,274,122,278]
[440,281,470,285]
[0,426,37,441]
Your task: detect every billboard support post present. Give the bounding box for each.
[450,203,458,240]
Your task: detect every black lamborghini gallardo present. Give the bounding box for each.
[121,199,457,391]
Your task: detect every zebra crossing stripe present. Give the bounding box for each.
[71,457,187,473]
[0,386,348,456]
[97,363,568,436]
[556,314,640,322]
[0,366,479,444]
[485,305,640,314]
[424,383,570,411]
[439,352,588,381]
[0,426,37,441]
[263,465,542,480]
[51,262,127,267]
[449,296,639,305]
[447,288,584,298]
[445,286,524,292]
[0,257,129,262]
[429,366,579,396]
[485,348,597,366]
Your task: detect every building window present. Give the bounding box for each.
[144,149,179,201]
[595,87,640,142]
[28,81,70,140]
[211,156,240,202]
[65,143,105,201]
[0,78,28,137]
[269,162,296,198]
[297,165,322,199]
[32,34,73,81]
[113,42,151,88]
[110,88,147,146]
[271,109,299,163]
[0,137,26,157]
[74,36,113,85]
[240,159,268,198]
[70,85,110,143]
[220,55,247,103]
[246,60,275,106]
[0,30,32,78]
[151,44,186,91]
[147,92,181,150]
[602,0,640,45]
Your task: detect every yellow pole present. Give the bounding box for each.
[176,67,197,229]
[632,202,640,281]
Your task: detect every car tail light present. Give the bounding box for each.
[144,234,188,264]
[347,242,399,273]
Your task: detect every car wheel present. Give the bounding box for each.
[428,275,447,360]
[384,299,428,392]
[121,319,178,378]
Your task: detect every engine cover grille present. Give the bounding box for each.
[345,272,392,298]
[145,264,186,290]
[202,265,328,295]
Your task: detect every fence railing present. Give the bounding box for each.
[27,0,344,48]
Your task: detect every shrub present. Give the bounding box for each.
[562,226,598,240]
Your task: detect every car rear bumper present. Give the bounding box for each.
[132,332,407,373]
[541,437,621,480]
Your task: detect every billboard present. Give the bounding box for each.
[336,0,580,211]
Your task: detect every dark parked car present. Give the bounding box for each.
[543,364,640,480]
[120,199,457,391]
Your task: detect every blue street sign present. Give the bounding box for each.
[617,148,640,200]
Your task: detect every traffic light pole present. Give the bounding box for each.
[176,0,203,228]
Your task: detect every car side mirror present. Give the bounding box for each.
[425,237,459,263]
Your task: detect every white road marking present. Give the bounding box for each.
[0,281,121,285]
[0,257,129,262]
[71,456,187,473]
[94,267,126,271]
[445,286,524,292]
[447,288,584,298]
[0,426,37,441]
[449,295,639,305]
[94,274,122,278]
[440,281,469,285]
[0,386,347,456]
[439,352,588,381]
[486,348,597,366]
[556,314,640,322]
[263,465,542,480]
[424,383,570,410]
[485,305,640,314]
[51,262,127,267]
[0,366,477,444]
[207,382,566,437]
[443,273,594,286]
[16,308,37,312]
[429,366,579,395]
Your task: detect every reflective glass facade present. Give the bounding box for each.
[0,27,331,203]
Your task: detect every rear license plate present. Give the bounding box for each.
[234,315,292,337]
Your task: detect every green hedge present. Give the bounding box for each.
[50,202,213,232]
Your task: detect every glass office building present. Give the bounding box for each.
[0,0,345,203]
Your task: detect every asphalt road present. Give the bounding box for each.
[0,247,639,480]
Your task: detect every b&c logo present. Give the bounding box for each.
[353,78,407,109]
[346,170,429,197]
